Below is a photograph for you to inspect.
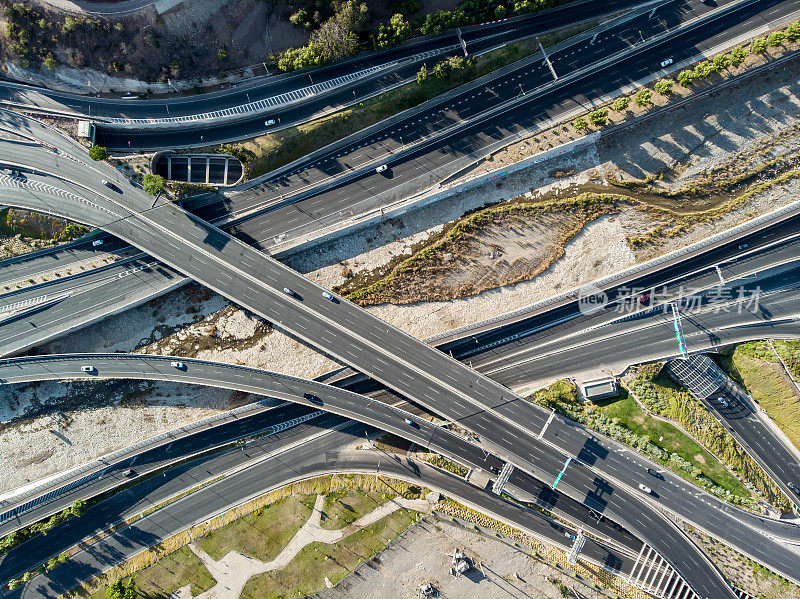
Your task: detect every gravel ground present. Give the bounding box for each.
[318,515,603,599]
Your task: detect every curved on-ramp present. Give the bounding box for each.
[0,352,738,599]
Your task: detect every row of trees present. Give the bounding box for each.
[279,0,369,71]
[280,0,561,72]
[570,20,800,135]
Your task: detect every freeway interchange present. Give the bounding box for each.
[3,1,800,598]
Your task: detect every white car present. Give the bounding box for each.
[322,291,335,302]
[283,287,295,296]
[660,58,673,68]
[171,361,185,369]
[81,365,95,373]
[638,483,652,494]
[265,119,276,126]
[92,239,104,247]
[375,164,388,173]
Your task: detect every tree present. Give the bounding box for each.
[89,145,108,161]
[71,499,87,517]
[43,54,57,69]
[572,117,588,131]
[142,174,165,195]
[217,48,227,60]
[289,8,309,28]
[692,60,712,79]
[750,36,767,54]
[374,13,410,50]
[310,1,368,63]
[711,54,730,71]
[612,96,629,112]
[676,70,693,87]
[416,63,428,85]
[588,108,608,126]
[634,88,652,107]
[653,79,673,96]
[107,580,124,599]
[123,578,137,599]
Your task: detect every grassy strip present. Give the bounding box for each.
[627,366,791,512]
[320,489,392,530]
[199,494,316,561]
[87,546,215,599]
[715,341,800,453]
[529,380,756,506]
[240,507,419,599]
[417,454,470,477]
[63,473,428,599]
[232,21,595,180]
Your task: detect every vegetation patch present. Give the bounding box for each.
[626,366,791,512]
[529,380,756,506]
[199,494,316,561]
[714,341,800,453]
[239,507,418,599]
[66,473,428,599]
[87,546,216,599]
[320,489,393,530]
[340,193,621,305]
[0,208,88,242]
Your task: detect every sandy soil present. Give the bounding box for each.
[5,52,800,495]
[318,515,604,599]
[180,493,436,599]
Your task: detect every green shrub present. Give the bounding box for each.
[634,88,652,107]
[653,79,673,95]
[711,53,730,71]
[588,108,608,126]
[766,31,785,46]
[142,174,166,195]
[612,96,630,112]
[751,36,767,53]
[572,117,588,131]
[88,145,108,161]
[676,70,694,87]
[729,46,748,66]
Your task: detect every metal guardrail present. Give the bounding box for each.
[0,397,276,520]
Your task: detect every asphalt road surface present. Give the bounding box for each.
[1,121,799,595]
[0,0,644,125]
[4,425,653,599]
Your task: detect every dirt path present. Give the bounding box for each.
[177,493,434,599]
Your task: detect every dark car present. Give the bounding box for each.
[647,468,665,480]
[303,393,323,405]
[788,482,800,495]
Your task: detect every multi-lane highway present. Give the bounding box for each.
[2,349,799,598]
[2,0,798,357]
[2,2,800,597]
[667,354,800,509]
[0,0,644,129]
[3,423,672,599]
[5,104,800,595]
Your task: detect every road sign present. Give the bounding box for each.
[553,457,571,489]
